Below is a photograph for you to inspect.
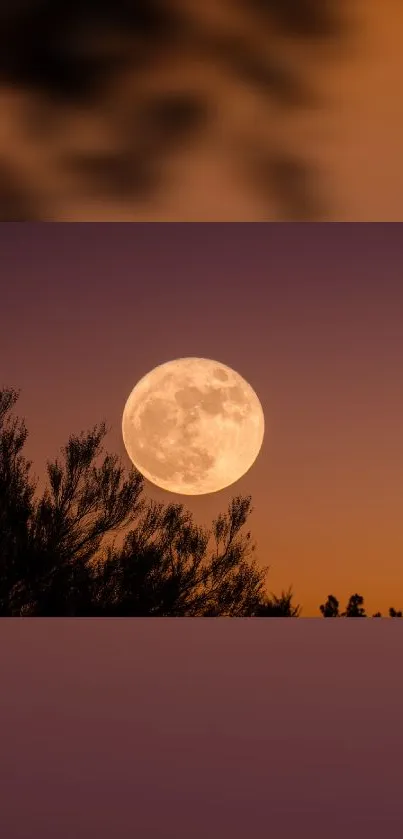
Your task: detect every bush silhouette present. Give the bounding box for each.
[255,587,300,617]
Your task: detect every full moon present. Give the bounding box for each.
[122,357,265,495]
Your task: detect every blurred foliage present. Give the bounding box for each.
[0,0,349,219]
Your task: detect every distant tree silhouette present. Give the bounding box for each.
[319,594,340,617]
[320,593,367,617]
[341,593,366,617]
[320,595,403,619]
[0,386,283,617]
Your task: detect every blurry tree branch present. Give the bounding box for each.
[0,0,349,218]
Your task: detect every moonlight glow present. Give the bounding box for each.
[122,357,265,495]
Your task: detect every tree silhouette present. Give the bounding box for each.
[319,594,340,617]
[0,388,38,613]
[0,387,145,615]
[0,386,283,617]
[320,593,367,617]
[342,594,366,617]
[0,0,348,219]
[320,595,403,618]
[89,494,272,617]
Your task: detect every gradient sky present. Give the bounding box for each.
[2,222,403,615]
